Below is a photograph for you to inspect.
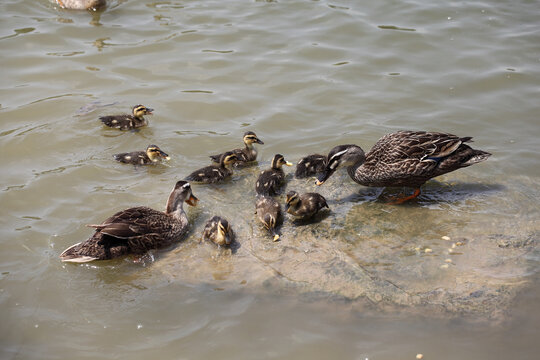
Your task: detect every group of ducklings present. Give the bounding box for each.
[60,104,491,263]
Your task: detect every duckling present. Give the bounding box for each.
[185,152,238,183]
[59,180,198,262]
[316,131,491,204]
[210,131,264,166]
[295,154,327,178]
[55,0,105,10]
[255,154,293,196]
[202,216,234,247]
[100,105,153,130]
[285,191,329,220]
[255,195,282,241]
[113,144,170,165]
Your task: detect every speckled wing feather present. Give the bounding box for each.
[357,131,487,188]
[255,169,285,195]
[210,148,254,164]
[295,154,327,178]
[185,165,232,183]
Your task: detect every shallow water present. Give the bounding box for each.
[1,0,539,359]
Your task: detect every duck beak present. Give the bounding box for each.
[285,161,293,166]
[316,168,334,186]
[186,194,199,206]
[146,108,154,115]
[256,138,264,145]
[159,150,170,161]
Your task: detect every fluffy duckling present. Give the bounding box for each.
[185,152,238,183]
[55,0,105,10]
[210,131,264,166]
[113,144,170,165]
[59,180,198,262]
[295,154,327,178]
[256,195,282,241]
[100,105,153,130]
[202,216,234,247]
[255,154,293,196]
[285,191,329,220]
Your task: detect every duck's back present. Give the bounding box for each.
[357,131,490,188]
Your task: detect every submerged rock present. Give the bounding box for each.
[152,172,539,320]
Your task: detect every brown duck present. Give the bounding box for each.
[255,154,293,196]
[113,144,170,165]
[100,105,153,130]
[185,152,238,183]
[209,131,264,166]
[202,216,234,247]
[316,130,491,204]
[59,181,198,262]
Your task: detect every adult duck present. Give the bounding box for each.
[59,181,198,262]
[316,131,491,204]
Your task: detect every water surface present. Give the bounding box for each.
[1,0,539,359]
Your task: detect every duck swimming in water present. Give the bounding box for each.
[316,130,491,204]
[209,131,264,166]
[285,191,329,220]
[100,105,153,130]
[55,0,105,10]
[113,144,170,165]
[59,180,198,262]
[255,195,282,241]
[185,152,238,184]
[202,216,234,247]
[295,154,327,178]
[255,154,293,196]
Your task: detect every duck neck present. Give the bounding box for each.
[166,193,186,219]
[346,157,366,181]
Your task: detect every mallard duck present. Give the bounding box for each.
[255,195,282,241]
[202,216,234,247]
[285,191,329,220]
[209,131,264,166]
[295,154,327,178]
[55,0,105,10]
[316,131,492,204]
[185,152,238,183]
[99,105,153,130]
[255,154,293,196]
[113,144,170,165]
[59,180,198,263]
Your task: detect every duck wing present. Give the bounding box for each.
[88,206,171,239]
[369,131,470,163]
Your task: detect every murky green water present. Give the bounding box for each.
[1,0,539,359]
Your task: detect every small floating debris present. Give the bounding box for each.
[445,258,452,263]
[378,25,416,32]
[441,235,451,241]
[416,354,424,359]
[424,248,433,253]
[440,264,449,269]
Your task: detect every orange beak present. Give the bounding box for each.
[186,194,199,206]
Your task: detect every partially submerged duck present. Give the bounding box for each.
[285,191,329,220]
[255,195,282,241]
[60,180,198,263]
[202,216,234,247]
[255,154,293,196]
[55,0,105,10]
[295,154,327,178]
[210,131,264,166]
[100,105,153,130]
[185,152,238,183]
[113,144,170,165]
[316,131,491,204]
